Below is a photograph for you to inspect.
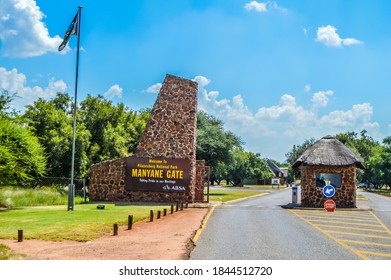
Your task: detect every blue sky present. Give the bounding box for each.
[1,0,390,162]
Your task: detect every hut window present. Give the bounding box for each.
[315,173,341,188]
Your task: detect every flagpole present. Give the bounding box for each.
[68,6,82,211]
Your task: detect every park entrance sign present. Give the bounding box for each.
[125,156,191,192]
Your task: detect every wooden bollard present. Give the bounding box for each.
[113,224,118,236]
[128,215,133,230]
[157,210,161,219]
[18,230,23,242]
[163,209,167,216]
[170,204,174,214]
[150,210,154,222]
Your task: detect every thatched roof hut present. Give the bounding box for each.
[292,135,365,169]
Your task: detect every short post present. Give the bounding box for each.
[180,201,184,211]
[128,215,133,230]
[175,200,179,212]
[18,230,23,242]
[185,202,188,208]
[163,209,167,216]
[150,210,154,222]
[113,224,118,236]
[170,204,174,214]
[157,210,161,219]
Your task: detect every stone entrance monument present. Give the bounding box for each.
[89,74,205,203]
[293,135,365,208]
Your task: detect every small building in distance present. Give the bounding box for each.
[266,159,288,185]
[293,135,365,208]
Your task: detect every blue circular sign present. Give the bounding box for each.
[322,185,335,198]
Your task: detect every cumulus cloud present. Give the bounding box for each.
[104,84,123,99]
[145,82,162,94]
[244,1,267,12]
[193,76,211,88]
[0,0,64,57]
[311,90,334,108]
[304,84,311,93]
[0,67,67,111]
[197,75,380,160]
[316,25,363,47]
[244,1,286,13]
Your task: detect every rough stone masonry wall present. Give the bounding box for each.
[89,74,199,203]
[300,164,357,208]
[195,160,206,202]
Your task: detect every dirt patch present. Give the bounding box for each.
[0,207,208,260]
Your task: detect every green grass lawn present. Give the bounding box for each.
[0,204,167,242]
[207,189,267,202]
[0,187,267,244]
[365,189,391,198]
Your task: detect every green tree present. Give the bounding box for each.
[227,148,249,186]
[336,130,379,183]
[0,119,46,185]
[23,93,91,178]
[380,137,391,188]
[247,152,273,183]
[0,90,46,185]
[285,138,316,179]
[79,95,149,163]
[196,111,242,184]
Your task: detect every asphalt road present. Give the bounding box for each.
[190,188,391,260]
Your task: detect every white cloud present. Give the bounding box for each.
[0,67,67,111]
[316,25,363,47]
[145,82,162,94]
[197,75,381,161]
[0,0,64,57]
[244,1,267,12]
[193,76,211,88]
[311,90,334,108]
[104,84,123,99]
[304,84,311,93]
[244,1,286,13]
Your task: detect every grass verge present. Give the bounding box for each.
[0,204,167,242]
[207,189,266,203]
[365,189,391,198]
[0,187,84,208]
[0,244,25,260]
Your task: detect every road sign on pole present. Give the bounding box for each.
[322,185,335,198]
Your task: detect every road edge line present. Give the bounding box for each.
[192,205,217,244]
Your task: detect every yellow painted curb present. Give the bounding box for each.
[192,205,217,244]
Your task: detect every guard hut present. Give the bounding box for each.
[292,135,365,208]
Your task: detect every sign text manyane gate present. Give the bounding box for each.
[125,156,191,192]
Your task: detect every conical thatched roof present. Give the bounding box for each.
[292,135,365,169]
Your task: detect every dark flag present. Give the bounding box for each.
[58,11,79,52]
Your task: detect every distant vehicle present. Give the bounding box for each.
[358,182,375,188]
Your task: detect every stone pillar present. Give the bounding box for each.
[89,74,199,203]
[195,160,206,202]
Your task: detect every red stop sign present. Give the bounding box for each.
[324,199,336,212]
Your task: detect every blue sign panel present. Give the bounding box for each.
[322,185,335,198]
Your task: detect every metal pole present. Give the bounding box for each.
[83,178,86,203]
[68,6,82,211]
